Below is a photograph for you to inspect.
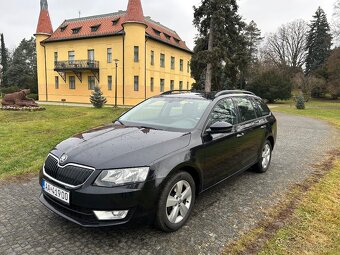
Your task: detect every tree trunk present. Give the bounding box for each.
[205,18,214,93]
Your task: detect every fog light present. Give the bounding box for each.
[93,210,129,220]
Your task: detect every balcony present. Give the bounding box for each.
[54,60,100,82]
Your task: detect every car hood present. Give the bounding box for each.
[51,124,191,170]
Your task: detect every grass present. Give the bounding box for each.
[223,98,340,255]
[270,98,340,128]
[258,155,340,255]
[0,106,125,179]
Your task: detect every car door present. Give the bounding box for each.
[233,97,266,167]
[200,98,245,188]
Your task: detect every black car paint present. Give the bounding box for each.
[39,93,277,227]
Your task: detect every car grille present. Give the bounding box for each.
[44,155,94,186]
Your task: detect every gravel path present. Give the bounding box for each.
[0,113,338,255]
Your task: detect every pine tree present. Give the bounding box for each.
[296,95,305,109]
[90,86,107,108]
[305,7,332,75]
[0,33,9,87]
[244,20,263,64]
[192,0,248,91]
[5,37,37,92]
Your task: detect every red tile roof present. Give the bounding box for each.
[36,9,53,35]
[125,0,145,24]
[44,12,192,53]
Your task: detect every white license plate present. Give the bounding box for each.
[42,179,70,204]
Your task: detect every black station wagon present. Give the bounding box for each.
[39,90,277,232]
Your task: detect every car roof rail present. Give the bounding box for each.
[214,90,255,98]
[161,90,194,95]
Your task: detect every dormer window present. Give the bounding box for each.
[112,18,120,26]
[164,33,171,40]
[153,28,161,36]
[72,27,82,34]
[60,25,68,32]
[91,24,101,32]
[174,38,180,44]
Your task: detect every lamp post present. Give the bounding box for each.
[114,59,119,108]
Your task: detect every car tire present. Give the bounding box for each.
[155,171,196,232]
[253,140,272,173]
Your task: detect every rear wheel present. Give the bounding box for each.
[253,140,272,173]
[155,171,196,232]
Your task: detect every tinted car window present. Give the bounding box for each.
[208,98,237,126]
[234,97,257,122]
[253,98,271,117]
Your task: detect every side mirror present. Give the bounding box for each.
[207,122,233,134]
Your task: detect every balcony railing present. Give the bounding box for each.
[54,60,99,71]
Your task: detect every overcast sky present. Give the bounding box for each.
[0,0,336,50]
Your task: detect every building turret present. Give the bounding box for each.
[35,0,53,101]
[122,0,147,105]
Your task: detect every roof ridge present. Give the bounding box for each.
[64,11,126,23]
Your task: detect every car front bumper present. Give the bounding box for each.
[39,170,162,228]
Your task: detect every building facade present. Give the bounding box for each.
[35,0,194,106]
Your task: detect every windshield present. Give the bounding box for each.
[119,97,211,131]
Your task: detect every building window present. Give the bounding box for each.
[170,80,174,91]
[68,51,75,64]
[187,61,190,73]
[180,59,184,71]
[54,52,58,64]
[60,25,68,32]
[88,76,95,90]
[164,33,171,40]
[171,56,175,70]
[108,76,112,91]
[134,46,139,62]
[72,27,82,34]
[88,49,95,63]
[134,76,139,91]
[179,81,183,91]
[160,54,165,68]
[107,48,112,63]
[69,76,76,90]
[90,25,100,32]
[55,76,59,89]
[151,50,154,66]
[150,77,154,92]
[160,79,165,92]
[153,28,161,36]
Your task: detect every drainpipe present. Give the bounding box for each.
[123,35,125,105]
[145,37,148,100]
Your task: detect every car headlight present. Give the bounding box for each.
[94,167,150,187]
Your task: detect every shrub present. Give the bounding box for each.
[28,94,38,101]
[296,95,305,110]
[90,86,107,109]
[0,86,20,94]
[246,69,293,103]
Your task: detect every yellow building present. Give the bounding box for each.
[35,0,194,106]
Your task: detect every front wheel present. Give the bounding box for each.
[253,140,272,173]
[155,171,196,232]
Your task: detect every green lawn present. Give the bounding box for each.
[0,106,125,179]
[270,99,340,128]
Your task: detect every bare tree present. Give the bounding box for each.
[332,0,340,44]
[263,20,308,69]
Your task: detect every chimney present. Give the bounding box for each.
[123,0,145,25]
[36,0,53,35]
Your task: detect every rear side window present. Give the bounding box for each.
[234,97,257,122]
[253,98,271,117]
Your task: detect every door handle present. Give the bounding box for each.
[237,133,245,138]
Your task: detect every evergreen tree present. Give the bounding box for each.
[90,86,107,108]
[305,7,332,75]
[5,37,37,92]
[192,0,249,91]
[244,20,263,64]
[0,33,9,87]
